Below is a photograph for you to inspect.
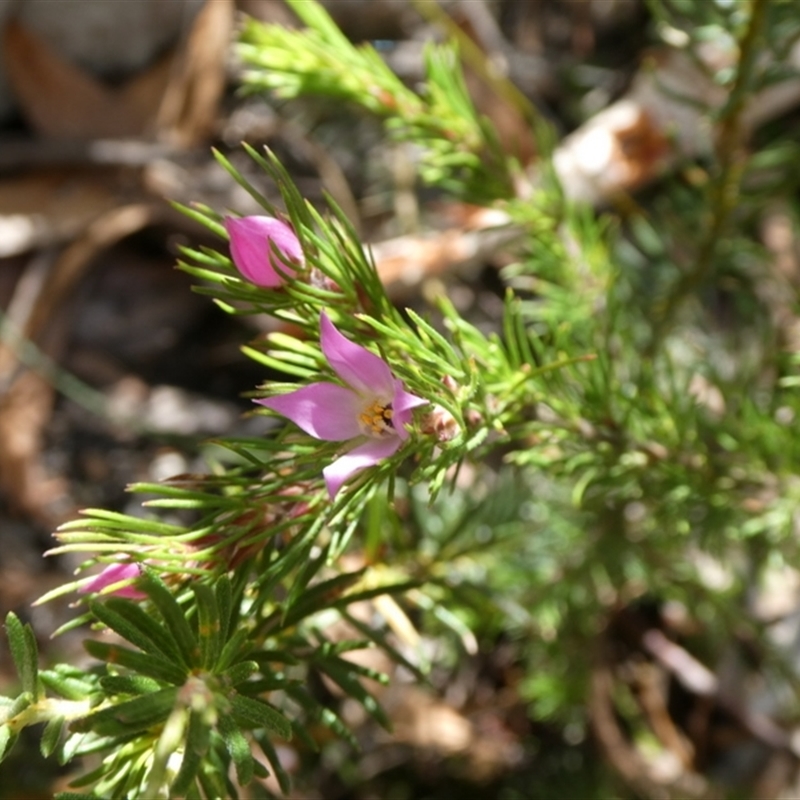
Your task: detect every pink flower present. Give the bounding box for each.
[224,215,303,287]
[79,562,146,600]
[257,312,427,499]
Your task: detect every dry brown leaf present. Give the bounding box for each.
[0,370,71,527]
[3,18,118,138]
[2,18,174,139]
[23,203,163,346]
[2,0,231,143]
[0,202,160,526]
[156,0,234,146]
[0,170,127,257]
[372,213,519,299]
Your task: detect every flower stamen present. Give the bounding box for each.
[359,400,394,436]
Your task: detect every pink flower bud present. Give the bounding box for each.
[420,405,460,442]
[79,562,146,599]
[224,215,303,287]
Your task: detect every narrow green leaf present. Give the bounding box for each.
[406,307,460,364]
[218,711,254,787]
[290,719,319,752]
[316,657,390,729]
[5,613,38,697]
[83,639,187,685]
[72,687,178,737]
[59,731,89,764]
[40,716,65,758]
[0,724,17,761]
[193,583,221,669]
[197,761,230,800]
[171,740,202,797]
[140,572,200,667]
[100,675,163,696]
[282,569,365,628]
[341,608,428,684]
[222,661,259,686]
[255,732,292,794]
[215,628,251,674]
[212,148,276,215]
[54,793,98,800]
[60,508,185,535]
[90,599,183,664]
[7,691,33,719]
[215,575,233,644]
[49,613,94,640]
[39,670,96,702]
[250,649,299,667]
[236,675,294,695]
[285,685,356,749]
[255,528,315,598]
[229,693,292,740]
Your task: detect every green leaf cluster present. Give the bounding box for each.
[237,0,517,202]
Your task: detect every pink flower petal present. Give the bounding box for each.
[391,382,428,440]
[80,562,145,599]
[225,216,302,288]
[323,436,402,499]
[320,312,394,397]
[257,382,363,440]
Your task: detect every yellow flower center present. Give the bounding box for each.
[359,400,394,437]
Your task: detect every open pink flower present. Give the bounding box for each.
[257,312,427,499]
[224,215,303,287]
[79,562,146,600]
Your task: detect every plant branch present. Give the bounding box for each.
[648,0,768,354]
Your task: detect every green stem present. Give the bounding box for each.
[5,697,92,730]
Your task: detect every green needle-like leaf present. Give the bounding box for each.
[229,693,292,740]
[99,675,163,696]
[255,732,292,794]
[170,708,210,796]
[90,599,183,664]
[316,656,390,729]
[5,613,39,697]
[215,575,234,644]
[140,572,200,667]
[222,661,259,686]
[0,724,17,762]
[72,687,178,737]
[218,711,254,787]
[193,583,221,669]
[83,639,187,686]
[40,716,65,758]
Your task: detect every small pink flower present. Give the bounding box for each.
[79,562,146,600]
[258,312,427,499]
[224,215,303,287]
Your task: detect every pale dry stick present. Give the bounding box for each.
[0,203,162,525]
[642,628,800,758]
[154,0,233,147]
[589,657,712,800]
[0,246,56,386]
[371,208,522,301]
